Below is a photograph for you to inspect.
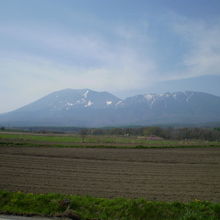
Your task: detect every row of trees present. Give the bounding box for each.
[79,127,220,141]
[2,125,220,141]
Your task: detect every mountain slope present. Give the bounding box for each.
[116,91,220,125]
[0,89,121,127]
[0,89,220,127]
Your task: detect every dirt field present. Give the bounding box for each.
[0,146,220,202]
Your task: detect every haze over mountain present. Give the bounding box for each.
[0,89,220,127]
[1,1,220,114]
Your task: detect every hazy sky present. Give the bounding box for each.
[1,0,220,113]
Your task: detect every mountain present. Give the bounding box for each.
[0,89,220,127]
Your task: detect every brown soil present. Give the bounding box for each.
[0,146,220,202]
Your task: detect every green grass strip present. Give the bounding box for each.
[1,132,220,147]
[0,190,220,220]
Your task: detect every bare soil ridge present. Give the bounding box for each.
[0,146,220,202]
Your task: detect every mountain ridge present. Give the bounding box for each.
[0,89,220,127]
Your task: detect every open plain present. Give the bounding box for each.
[0,146,220,202]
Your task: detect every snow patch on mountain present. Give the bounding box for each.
[173,93,177,99]
[144,94,157,107]
[144,94,155,101]
[116,100,123,106]
[83,90,89,98]
[84,100,93,107]
[106,101,112,105]
[65,102,74,106]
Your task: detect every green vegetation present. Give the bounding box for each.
[2,126,220,141]
[89,126,220,141]
[0,190,220,220]
[0,132,83,142]
[0,132,220,148]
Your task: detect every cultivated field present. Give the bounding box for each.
[0,146,220,202]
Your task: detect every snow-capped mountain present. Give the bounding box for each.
[0,89,220,127]
[15,89,121,111]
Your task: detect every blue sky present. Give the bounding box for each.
[1,0,220,113]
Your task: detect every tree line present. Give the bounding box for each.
[1,125,220,141]
[79,127,220,141]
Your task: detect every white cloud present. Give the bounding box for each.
[1,17,220,113]
[173,19,220,79]
[0,24,157,112]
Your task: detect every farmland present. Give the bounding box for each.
[0,132,220,219]
[0,143,220,201]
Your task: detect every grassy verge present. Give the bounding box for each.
[0,190,220,220]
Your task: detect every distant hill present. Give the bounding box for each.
[0,89,220,127]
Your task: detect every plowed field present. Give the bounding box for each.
[0,147,220,201]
